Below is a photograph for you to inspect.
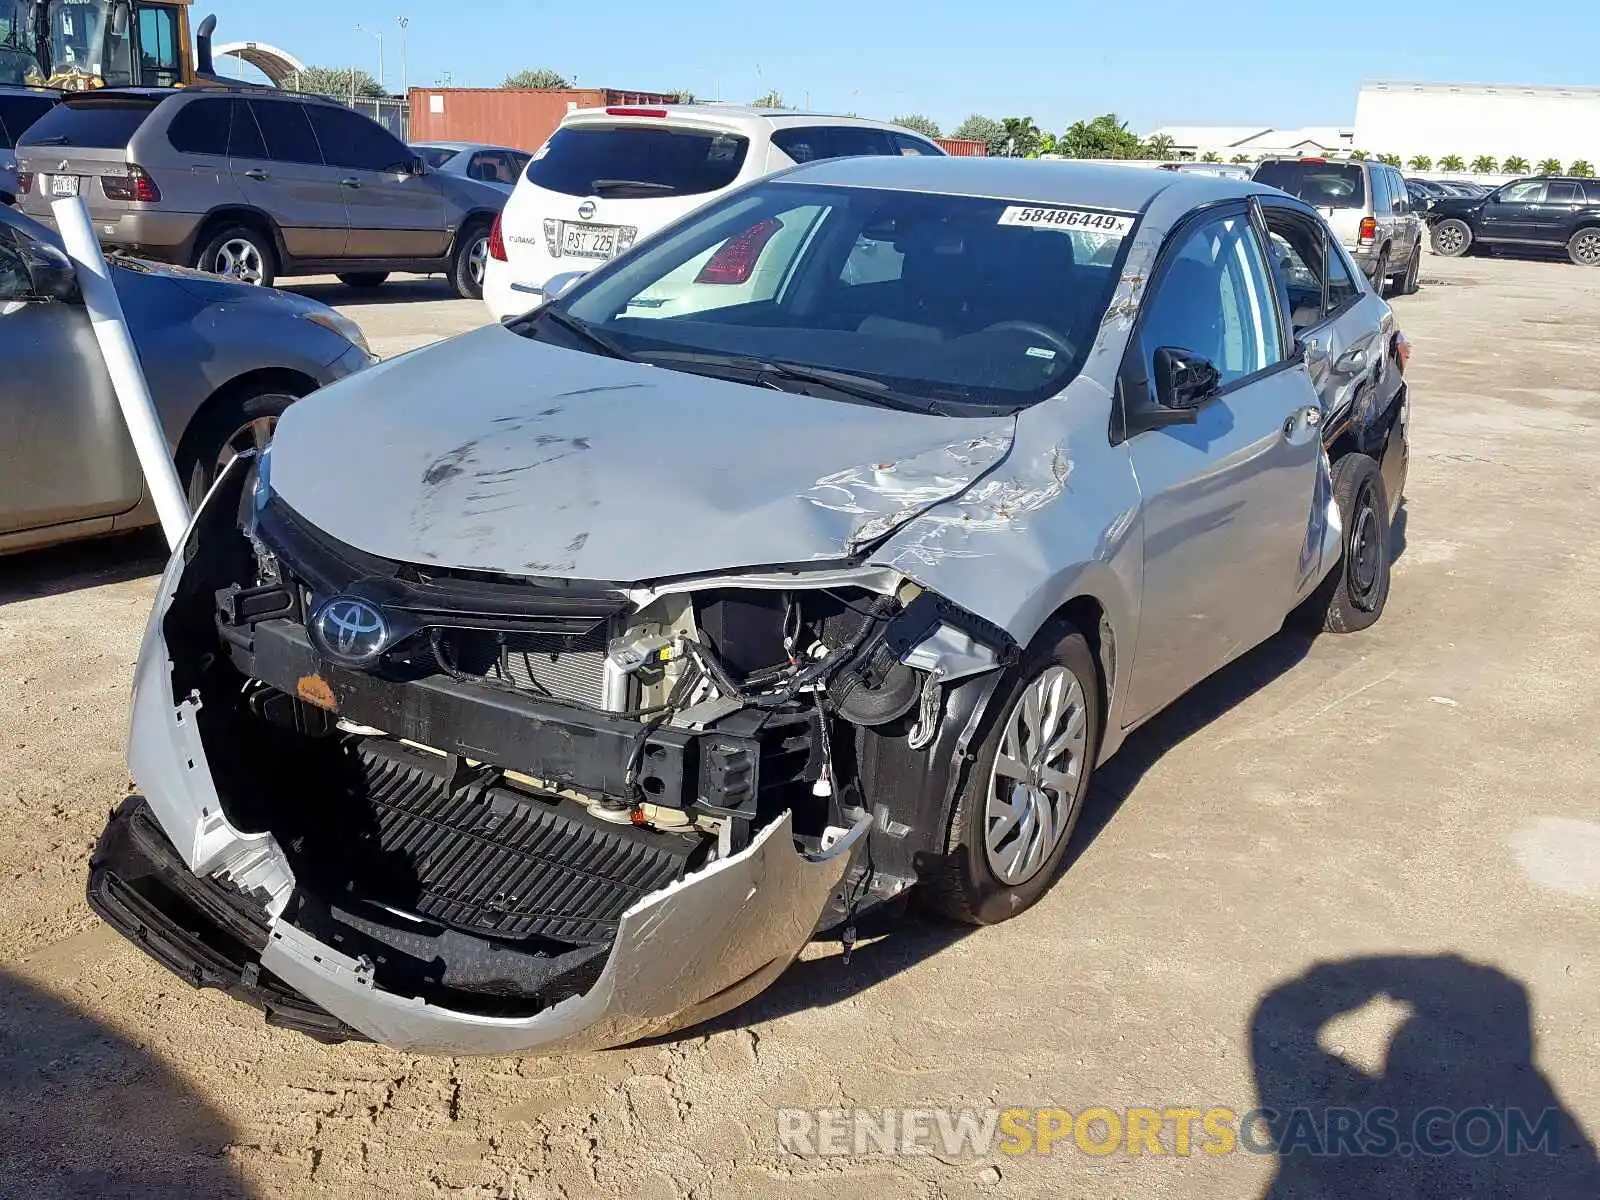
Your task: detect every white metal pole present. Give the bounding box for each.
[52,195,190,549]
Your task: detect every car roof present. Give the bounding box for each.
[560,104,924,135]
[0,83,60,99]
[412,140,521,153]
[772,155,1272,212]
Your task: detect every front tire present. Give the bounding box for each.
[449,222,491,299]
[194,224,276,287]
[1431,219,1472,258]
[924,624,1102,926]
[176,385,304,512]
[1566,227,1600,267]
[1293,454,1392,635]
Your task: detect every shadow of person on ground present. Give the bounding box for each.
[0,967,250,1198]
[1251,954,1600,1198]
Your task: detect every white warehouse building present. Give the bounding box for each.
[1354,81,1600,167]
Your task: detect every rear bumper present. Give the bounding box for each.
[21,204,199,261]
[481,255,548,321]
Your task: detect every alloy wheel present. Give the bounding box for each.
[1574,231,1600,267]
[214,238,265,285]
[984,665,1091,886]
[468,235,489,286]
[1436,224,1467,255]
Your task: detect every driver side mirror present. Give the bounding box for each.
[22,241,80,303]
[1153,346,1219,411]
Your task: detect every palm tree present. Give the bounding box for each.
[1348,149,1368,161]
[1377,153,1402,167]
[1141,133,1177,160]
[1230,154,1252,164]
[1537,157,1563,175]
[1470,155,1497,174]
[1200,151,1222,164]
[1437,154,1466,171]
[1571,160,1596,178]
[1000,116,1042,158]
[1502,155,1529,174]
[1408,154,1433,171]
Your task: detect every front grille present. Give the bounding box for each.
[335,741,696,945]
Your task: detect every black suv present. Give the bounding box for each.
[1428,176,1600,266]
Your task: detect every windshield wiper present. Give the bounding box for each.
[639,349,941,413]
[531,306,638,361]
[590,178,677,196]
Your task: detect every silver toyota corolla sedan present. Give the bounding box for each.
[412,141,532,195]
[91,157,1410,1055]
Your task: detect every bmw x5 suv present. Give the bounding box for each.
[15,86,510,296]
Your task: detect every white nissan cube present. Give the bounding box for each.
[482,106,946,320]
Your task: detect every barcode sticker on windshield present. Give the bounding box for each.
[999,206,1135,237]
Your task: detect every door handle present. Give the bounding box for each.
[340,177,363,189]
[243,168,269,181]
[1284,406,1323,438]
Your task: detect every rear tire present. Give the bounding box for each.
[1370,248,1391,297]
[1292,454,1392,635]
[194,224,277,287]
[1431,219,1472,258]
[175,383,306,512]
[449,222,491,300]
[923,623,1102,927]
[1399,243,1422,295]
[337,271,390,289]
[1566,227,1600,267]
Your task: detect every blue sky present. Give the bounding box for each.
[208,0,1599,134]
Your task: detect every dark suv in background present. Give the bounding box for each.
[0,84,58,204]
[15,86,510,296]
[1428,177,1600,266]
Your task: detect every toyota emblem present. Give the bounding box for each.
[577,200,596,220]
[312,597,390,665]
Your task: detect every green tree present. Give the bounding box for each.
[671,88,697,104]
[1200,151,1222,163]
[1408,154,1433,170]
[1231,153,1253,164]
[1348,149,1368,161]
[1571,160,1596,178]
[893,114,941,139]
[1377,153,1402,167]
[1469,155,1498,174]
[952,114,1008,156]
[1502,155,1529,173]
[1000,116,1042,158]
[1036,132,1059,156]
[504,68,571,89]
[284,66,384,99]
[1141,132,1177,160]
[1437,154,1465,171]
[1059,113,1143,160]
[751,90,785,109]
[1537,157,1563,175]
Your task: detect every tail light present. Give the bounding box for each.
[488,211,507,261]
[1358,216,1377,243]
[15,170,32,195]
[605,107,667,118]
[696,219,782,285]
[1395,332,1411,374]
[101,165,160,203]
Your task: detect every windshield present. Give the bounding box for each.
[533,181,1135,412]
[524,124,750,198]
[47,0,131,84]
[1253,161,1366,210]
[0,1,36,85]
[415,145,457,169]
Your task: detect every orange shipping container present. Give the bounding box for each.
[407,87,681,152]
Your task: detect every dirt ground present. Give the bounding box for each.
[1,255,1597,1199]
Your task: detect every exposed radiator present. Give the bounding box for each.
[454,627,610,708]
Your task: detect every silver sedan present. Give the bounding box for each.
[97,158,1410,1055]
[411,141,531,195]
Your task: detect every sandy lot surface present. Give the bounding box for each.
[1,257,1597,1198]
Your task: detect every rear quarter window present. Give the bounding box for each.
[17,96,158,149]
[525,125,749,198]
[0,95,57,150]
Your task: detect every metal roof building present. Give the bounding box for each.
[1354,80,1600,166]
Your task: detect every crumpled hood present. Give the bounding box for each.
[268,324,1016,582]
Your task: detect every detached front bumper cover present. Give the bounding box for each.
[107,461,871,1055]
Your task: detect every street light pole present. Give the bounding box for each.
[355,24,385,93]
[396,16,409,94]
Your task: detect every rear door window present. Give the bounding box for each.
[227,99,266,159]
[1252,161,1367,210]
[17,95,158,149]
[0,94,55,149]
[772,125,896,163]
[1544,181,1581,204]
[166,97,230,155]
[525,124,749,198]
[307,103,410,171]
[248,99,323,165]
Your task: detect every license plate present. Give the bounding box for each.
[49,174,79,197]
[561,222,619,260]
